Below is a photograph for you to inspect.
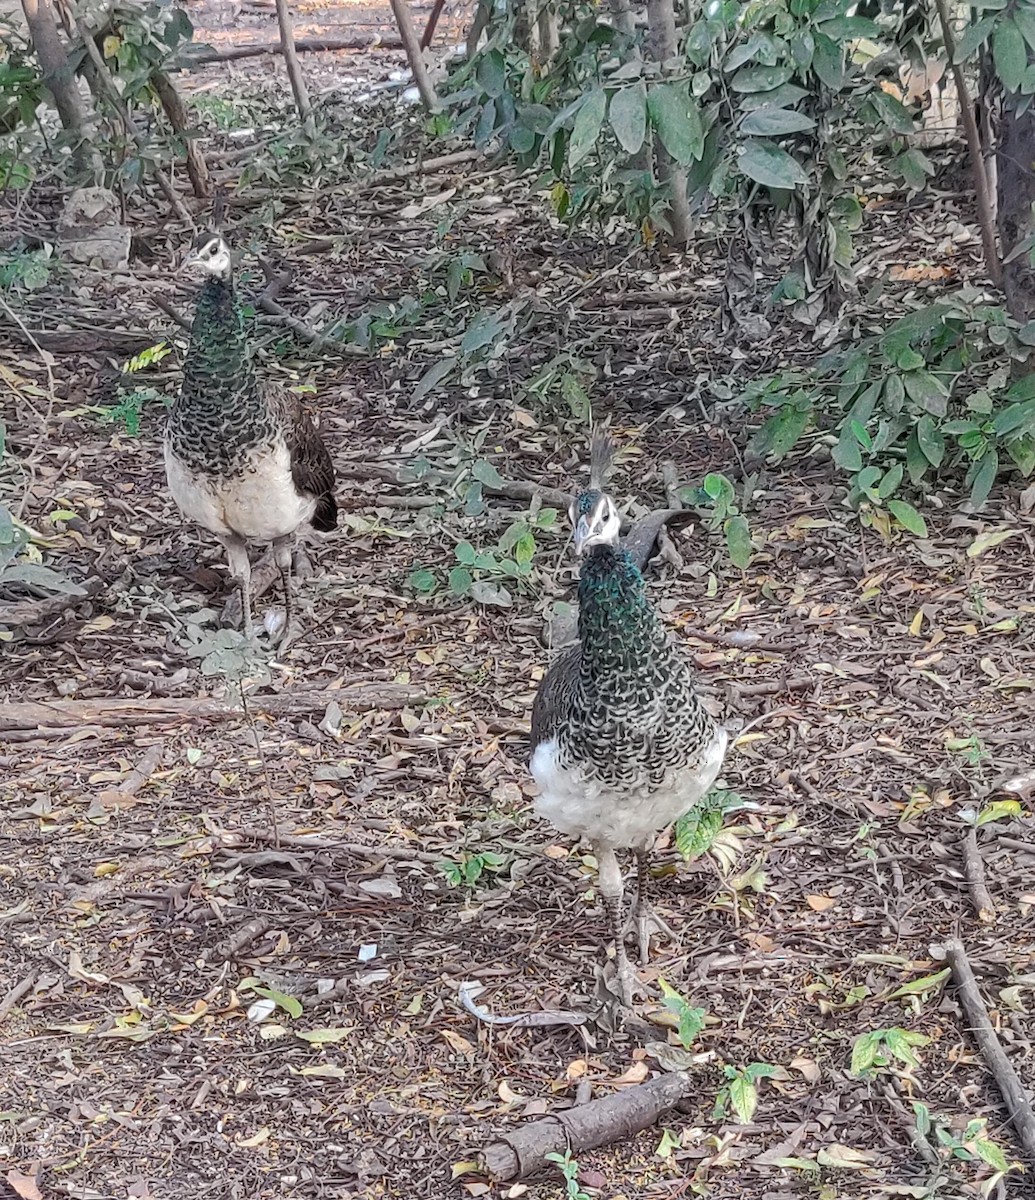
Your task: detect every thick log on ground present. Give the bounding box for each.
[0,685,426,734]
[185,35,402,65]
[478,1070,693,1181]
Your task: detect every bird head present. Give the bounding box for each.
[571,489,621,556]
[183,228,233,281]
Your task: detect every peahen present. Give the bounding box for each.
[529,434,728,1006]
[165,228,337,645]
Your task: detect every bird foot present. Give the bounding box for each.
[624,901,678,966]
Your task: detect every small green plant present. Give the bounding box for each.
[713,1062,778,1124]
[674,789,748,864]
[945,733,991,770]
[99,342,173,435]
[850,1027,930,1078]
[0,246,52,290]
[657,978,707,1050]
[409,508,557,607]
[744,298,1035,534]
[913,1104,1020,1181]
[544,1150,591,1200]
[683,474,752,569]
[436,849,507,890]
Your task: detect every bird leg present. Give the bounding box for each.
[222,535,255,643]
[628,847,678,966]
[273,534,296,648]
[596,845,636,1007]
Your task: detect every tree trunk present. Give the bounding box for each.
[152,70,212,198]
[646,0,691,243]
[273,0,315,136]
[997,98,1035,322]
[389,0,440,110]
[19,0,98,174]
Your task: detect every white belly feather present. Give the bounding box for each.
[165,440,315,544]
[531,728,728,849]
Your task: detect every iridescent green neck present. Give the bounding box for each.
[183,276,255,400]
[577,545,661,663]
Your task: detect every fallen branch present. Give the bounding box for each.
[185,35,402,65]
[961,826,995,923]
[364,149,480,187]
[478,1070,695,1181]
[208,916,271,961]
[152,69,211,198]
[336,459,572,510]
[0,577,101,628]
[459,981,589,1029]
[0,684,427,734]
[938,939,1035,1161]
[0,971,38,1025]
[117,743,164,797]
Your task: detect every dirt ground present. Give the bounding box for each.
[2,2,1035,1198]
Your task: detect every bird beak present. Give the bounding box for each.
[573,515,592,556]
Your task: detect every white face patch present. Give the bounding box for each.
[191,235,232,279]
[575,494,621,555]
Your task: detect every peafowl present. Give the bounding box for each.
[165,229,337,646]
[529,434,728,1006]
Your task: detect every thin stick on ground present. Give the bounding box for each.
[961,826,995,923]
[940,938,1035,1161]
[187,35,402,64]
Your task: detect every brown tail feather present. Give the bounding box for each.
[589,425,613,491]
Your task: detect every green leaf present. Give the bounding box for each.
[448,566,473,595]
[955,14,997,61]
[295,1026,352,1044]
[738,140,807,189]
[976,798,1022,826]
[887,500,928,537]
[897,147,935,191]
[725,515,753,569]
[461,311,505,355]
[569,87,606,167]
[455,540,478,566]
[471,458,503,487]
[994,19,1027,92]
[253,986,302,1019]
[916,415,945,466]
[412,357,456,402]
[973,1137,1012,1171]
[739,83,810,111]
[476,49,506,97]
[728,1073,758,1124]
[871,91,915,134]
[850,1029,885,1075]
[513,531,536,565]
[647,83,704,164]
[903,370,949,416]
[812,32,845,90]
[833,426,863,471]
[408,567,438,593]
[883,1027,927,1070]
[968,449,999,509]
[1013,4,1035,54]
[730,64,794,93]
[739,107,816,135]
[887,969,950,998]
[878,463,903,498]
[609,82,647,155]
[775,1157,820,1171]
[674,806,724,861]
[993,397,1035,436]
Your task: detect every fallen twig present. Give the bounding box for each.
[0,971,38,1024]
[118,743,164,797]
[459,981,590,1029]
[336,459,573,510]
[938,938,1035,1162]
[0,577,100,628]
[477,1070,696,1181]
[961,826,996,923]
[208,916,271,961]
[0,684,427,735]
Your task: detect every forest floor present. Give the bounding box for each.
[1,2,1035,1199]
